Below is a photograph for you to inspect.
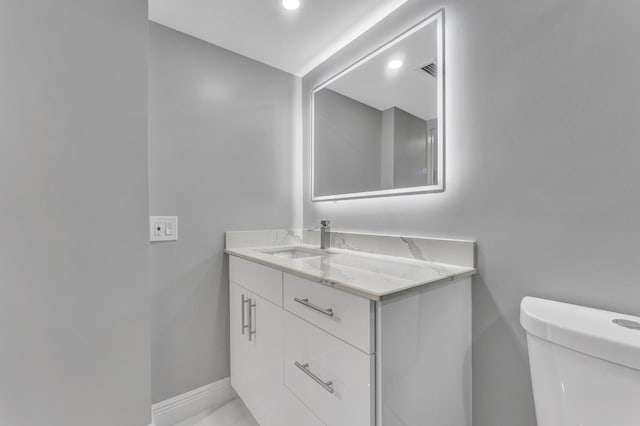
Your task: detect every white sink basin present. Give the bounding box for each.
[308,251,448,281]
[257,246,326,260]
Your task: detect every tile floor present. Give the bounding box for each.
[174,399,258,426]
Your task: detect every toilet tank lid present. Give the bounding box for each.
[520,297,640,371]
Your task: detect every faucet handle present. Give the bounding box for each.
[320,220,331,227]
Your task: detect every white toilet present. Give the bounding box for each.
[520,297,640,426]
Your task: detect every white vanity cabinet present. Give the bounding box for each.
[229,257,324,426]
[282,273,375,425]
[229,254,472,426]
[283,310,375,426]
[229,281,285,425]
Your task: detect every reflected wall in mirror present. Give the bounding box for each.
[312,10,444,201]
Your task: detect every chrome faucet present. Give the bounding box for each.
[320,220,331,249]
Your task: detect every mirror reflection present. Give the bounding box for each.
[312,11,443,200]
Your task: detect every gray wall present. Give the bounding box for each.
[314,89,382,196]
[303,1,640,425]
[393,107,428,188]
[380,108,395,189]
[0,1,150,426]
[148,23,298,403]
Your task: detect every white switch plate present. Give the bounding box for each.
[150,216,178,242]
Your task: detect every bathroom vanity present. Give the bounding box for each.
[223,9,463,425]
[225,230,476,426]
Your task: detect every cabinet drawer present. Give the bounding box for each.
[284,312,374,426]
[284,274,373,353]
[230,256,283,306]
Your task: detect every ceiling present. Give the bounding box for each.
[148,0,409,77]
[326,20,437,121]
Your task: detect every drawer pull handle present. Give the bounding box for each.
[294,361,334,394]
[294,297,334,317]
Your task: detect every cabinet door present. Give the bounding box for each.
[241,292,285,426]
[230,282,253,401]
[231,277,322,426]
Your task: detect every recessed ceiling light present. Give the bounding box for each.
[388,60,403,69]
[282,0,300,11]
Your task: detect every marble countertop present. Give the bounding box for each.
[225,244,476,301]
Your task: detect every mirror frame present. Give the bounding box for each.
[311,9,445,202]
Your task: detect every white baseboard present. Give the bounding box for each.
[152,378,236,426]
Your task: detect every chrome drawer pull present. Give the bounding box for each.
[241,294,249,335]
[294,297,334,317]
[294,361,334,394]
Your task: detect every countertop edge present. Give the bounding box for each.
[225,248,477,301]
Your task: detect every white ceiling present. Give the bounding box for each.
[148,0,409,77]
[326,21,437,120]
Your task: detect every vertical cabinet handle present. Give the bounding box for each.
[241,294,249,335]
[247,298,256,341]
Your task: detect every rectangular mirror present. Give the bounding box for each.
[312,10,444,201]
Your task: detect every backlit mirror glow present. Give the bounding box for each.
[311,9,444,201]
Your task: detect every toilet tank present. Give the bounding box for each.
[520,297,640,426]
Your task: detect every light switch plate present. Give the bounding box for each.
[150,216,178,242]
